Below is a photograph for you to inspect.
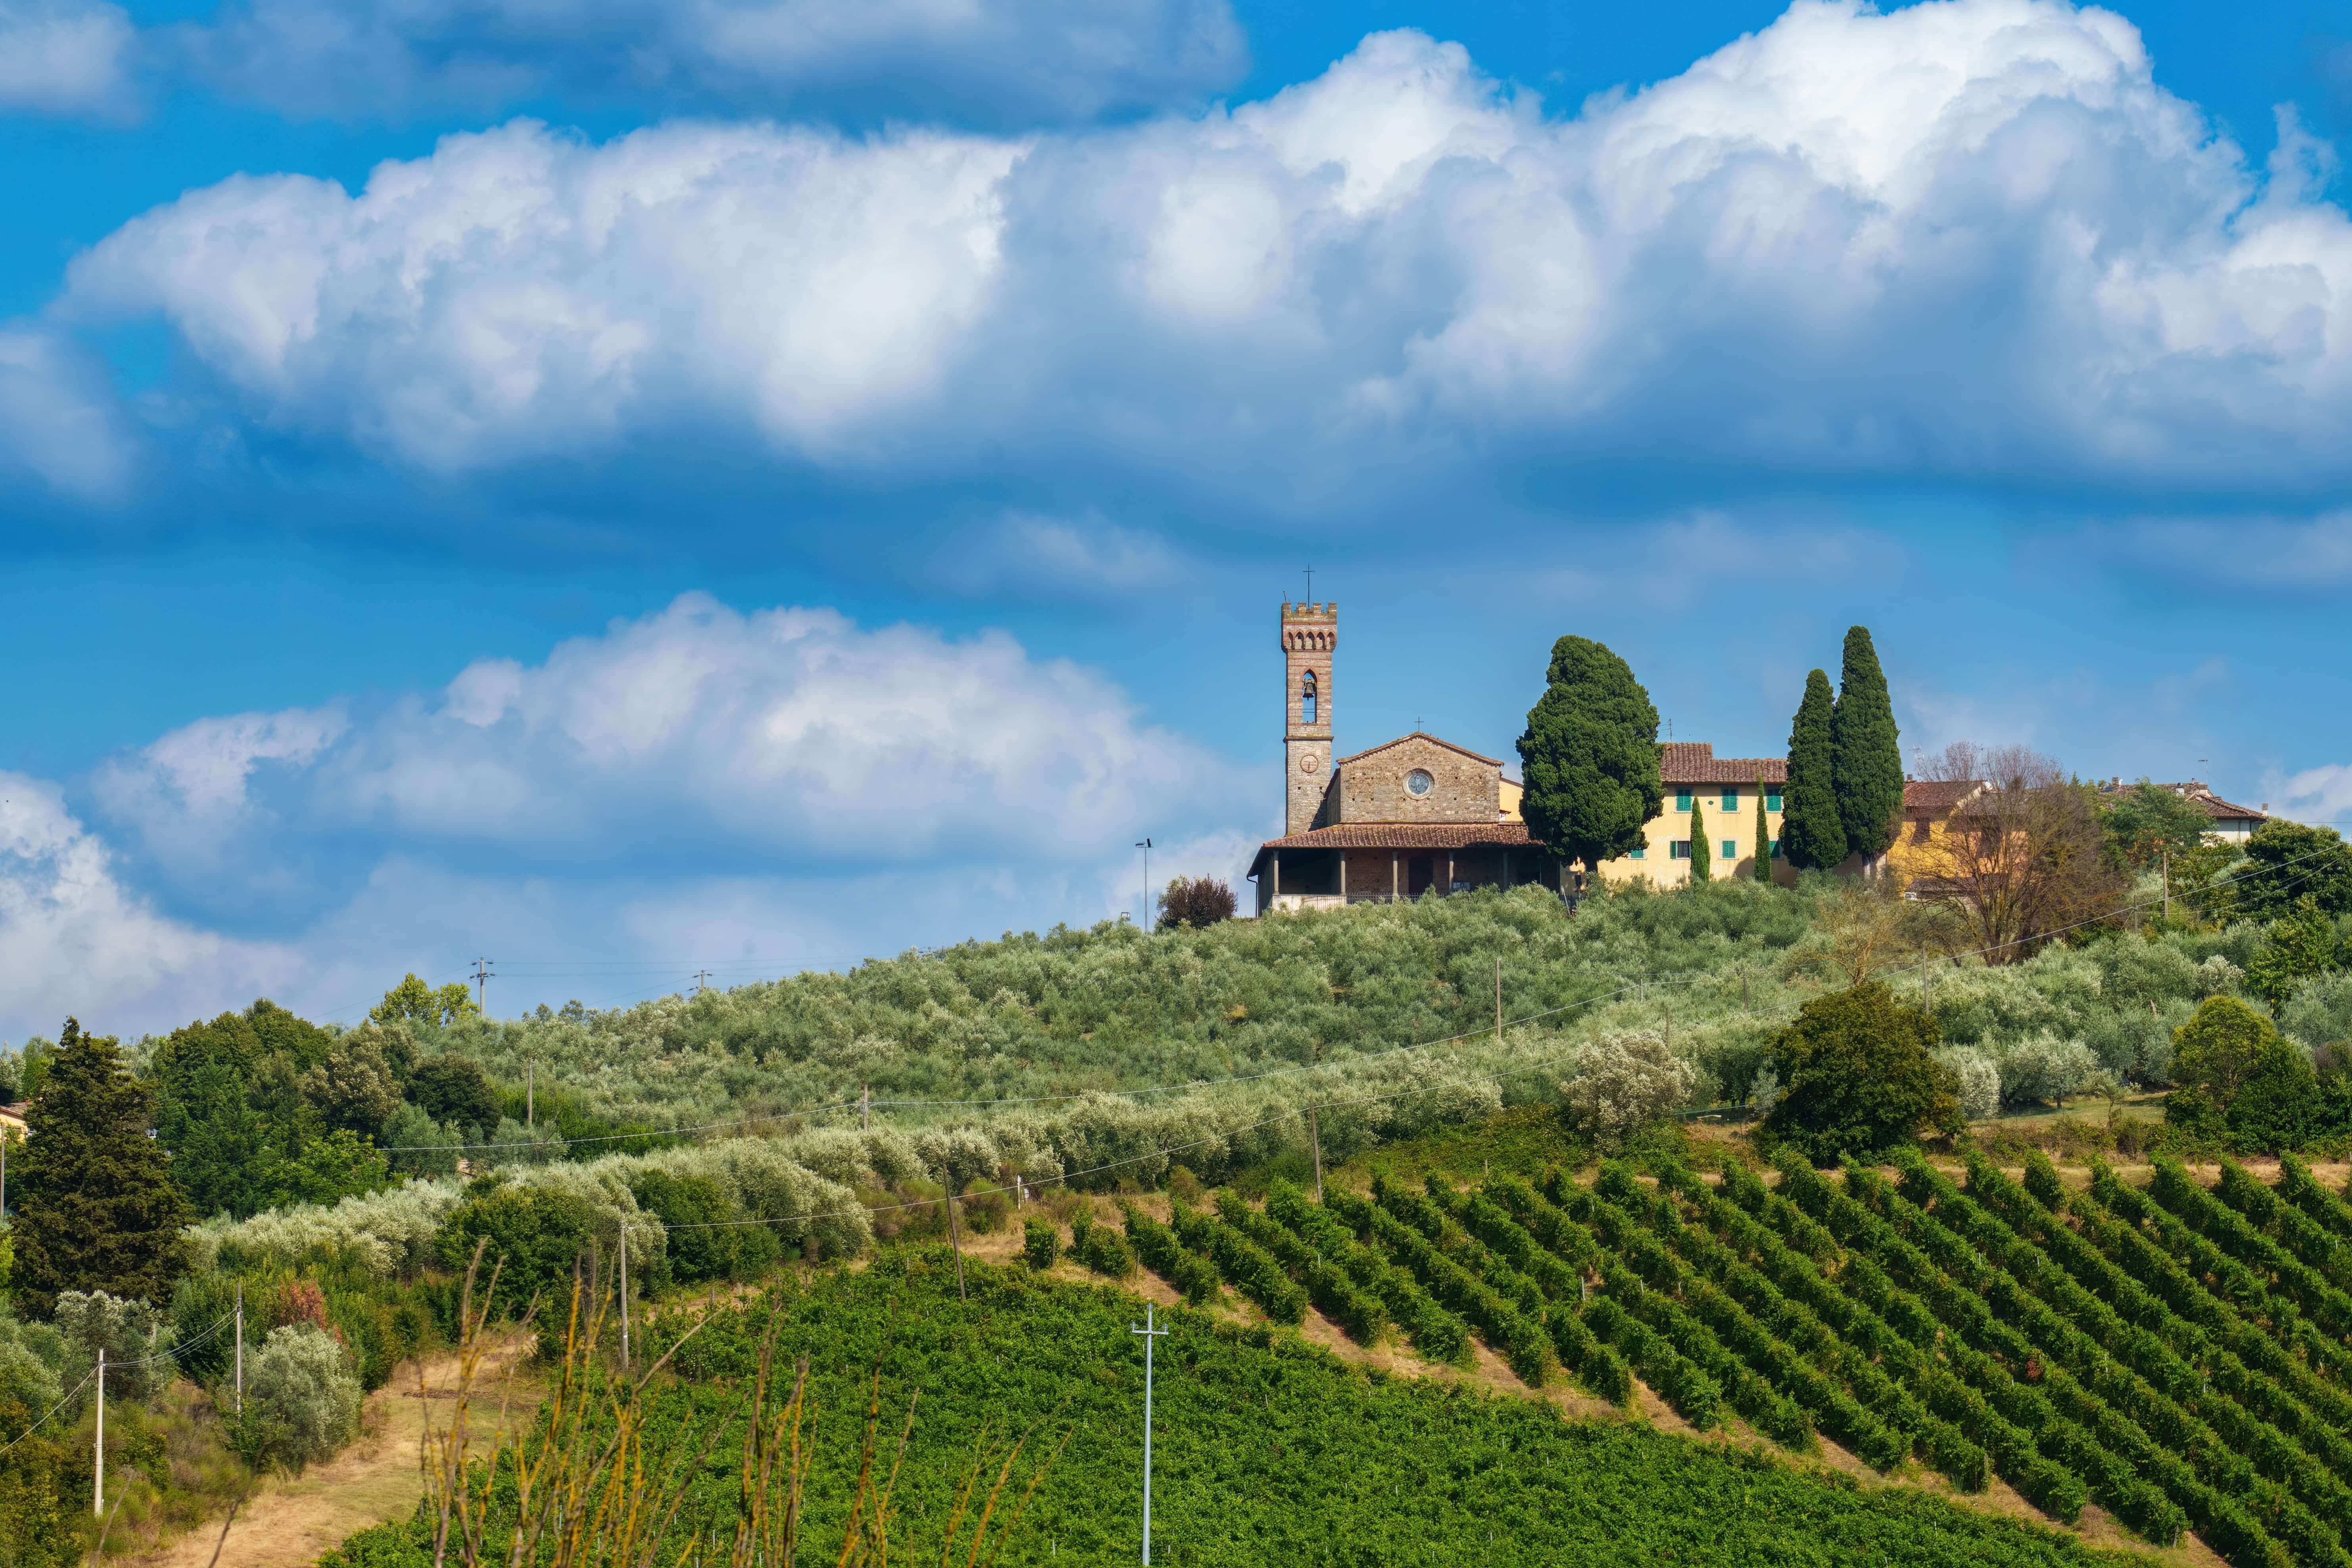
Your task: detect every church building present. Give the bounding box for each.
[1245,601,1791,912]
[1247,601,1563,913]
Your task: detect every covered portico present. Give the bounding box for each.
[1246,823,1560,914]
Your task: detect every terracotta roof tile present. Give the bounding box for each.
[1254,822,1539,853]
[1904,779,1987,815]
[1661,741,1786,784]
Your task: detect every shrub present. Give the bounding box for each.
[1990,1033,2097,1109]
[1158,877,1237,929]
[2168,995,2317,1151]
[1762,983,1960,1164]
[1022,1219,1060,1271]
[1560,1031,1694,1150]
[52,1291,171,1405]
[237,1324,362,1472]
[1934,1049,2000,1123]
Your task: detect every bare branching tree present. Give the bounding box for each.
[1905,743,2126,963]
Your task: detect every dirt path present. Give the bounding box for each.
[118,1337,536,1568]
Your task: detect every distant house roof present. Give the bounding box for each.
[1905,779,1988,816]
[2096,779,2268,823]
[1334,731,1505,768]
[1662,742,1786,785]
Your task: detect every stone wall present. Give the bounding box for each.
[1335,735,1499,825]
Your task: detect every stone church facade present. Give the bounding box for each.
[1247,601,1792,911]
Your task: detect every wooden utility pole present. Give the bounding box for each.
[234,1283,244,1413]
[2162,850,2171,923]
[1494,958,1503,1040]
[860,1084,870,1132]
[619,1226,630,1372]
[526,1061,534,1129]
[94,1349,104,1517]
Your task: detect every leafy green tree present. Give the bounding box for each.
[1687,798,1709,881]
[1515,635,1663,877]
[372,974,480,1028]
[1780,669,1847,870]
[2235,818,2352,921]
[410,1054,503,1136]
[2100,781,2214,873]
[151,1009,273,1218]
[1753,778,1771,883]
[2174,842,2246,923]
[1760,983,1960,1163]
[11,1020,188,1315]
[302,1031,408,1142]
[1830,626,1903,860]
[437,1180,601,1323]
[2245,895,2343,1009]
[2166,995,2316,1149]
[276,1130,392,1207]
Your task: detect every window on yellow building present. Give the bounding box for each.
[1765,791,1782,811]
[1629,845,1646,860]
[1721,790,1738,810]
[1675,791,1694,812]
[1721,839,1736,860]
[1670,840,1691,859]
[1769,839,1782,859]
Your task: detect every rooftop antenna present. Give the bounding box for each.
[1303,566,1314,602]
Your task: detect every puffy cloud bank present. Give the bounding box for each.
[64,1,2352,518]
[0,595,1251,1035]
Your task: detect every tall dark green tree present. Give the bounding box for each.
[1781,669,1847,870]
[1753,777,1772,883]
[1830,626,1904,861]
[1687,798,1710,881]
[11,1020,188,1315]
[1516,636,1663,877]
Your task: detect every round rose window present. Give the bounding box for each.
[1405,768,1434,796]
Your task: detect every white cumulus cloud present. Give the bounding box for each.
[0,0,132,115]
[94,592,1242,890]
[65,1,2352,516]
[0,774,292,1037]
[0,326,133,499]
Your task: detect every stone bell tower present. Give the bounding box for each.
[1282,601,1335,835]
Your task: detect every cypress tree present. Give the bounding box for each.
[1688,798,1710,882]
[1831,625,1905,861]
[1754,775,1772,882]
[1782,669,1847,870]
[12,1019,188,1315]
[1517,636,1663,876]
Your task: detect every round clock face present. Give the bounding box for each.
[1405,768,1434,796]
[1299,751,1322,772]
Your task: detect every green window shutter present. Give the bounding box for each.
[1722,840,1736,860]
[1721,790,1738,811]
[1765,791,1782,812]
[1675,791,1693,812]
[1769,839,1782,859]
[1630,845,1646,860]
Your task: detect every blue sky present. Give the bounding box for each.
[3,0,2351,1037]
